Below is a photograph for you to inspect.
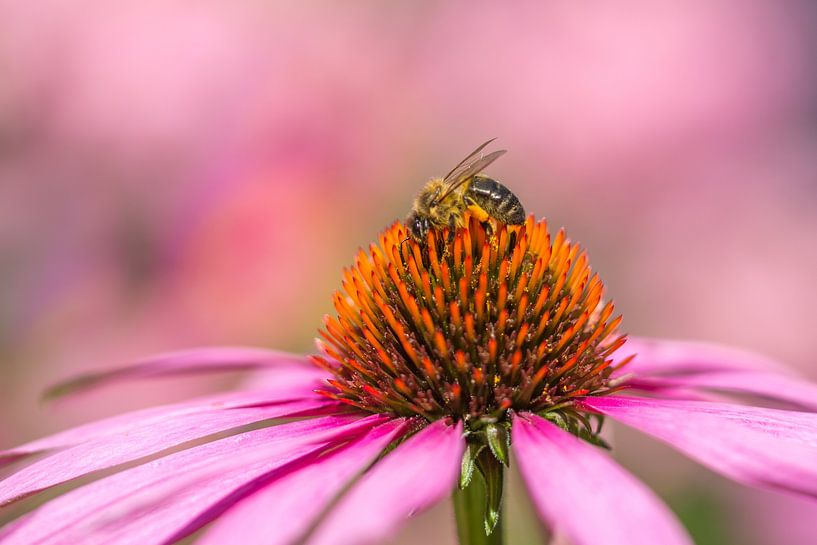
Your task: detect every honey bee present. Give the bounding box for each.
[405,139,526,242]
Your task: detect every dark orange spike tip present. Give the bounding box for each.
[314,214,629,424]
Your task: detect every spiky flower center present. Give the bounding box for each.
[314,216,629,426]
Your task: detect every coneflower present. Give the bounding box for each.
[2,216,817,545]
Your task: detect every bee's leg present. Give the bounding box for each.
[508,229,518,253]
[447,216,457,245]
[464,196,494,239]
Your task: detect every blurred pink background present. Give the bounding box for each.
[2,2,817,544]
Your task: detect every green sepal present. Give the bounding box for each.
[460,442,485,489]
[540,409,611,450]
[541,410,568,431]
[484,423,510,466]
[577,426,611,450]
[475,449,504,535]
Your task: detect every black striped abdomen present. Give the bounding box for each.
[465,175,526,225]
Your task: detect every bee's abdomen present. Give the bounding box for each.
[465,175,526,225]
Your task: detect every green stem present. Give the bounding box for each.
[453,469,504,545]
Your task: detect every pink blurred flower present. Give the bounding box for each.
[2,218,817,545]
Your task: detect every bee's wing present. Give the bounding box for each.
[448,149,507,185]
[434,149,507,205]
[442,138,497,183]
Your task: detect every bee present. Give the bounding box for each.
[405,139,526,243]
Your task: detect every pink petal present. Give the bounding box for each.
[579,396,817,498]
[1,367,327,467]
[44,347,317,399]
[617,337,788,377]
[198,418,410,545]
[628,371,817,411]
[621,379,720,402]
[0,396,334,506]
[512,413,693,545]
[306,419,465,545]
[239,364,329,391]
[0,414,385,545]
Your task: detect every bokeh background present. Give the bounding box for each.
[2,1,817,544]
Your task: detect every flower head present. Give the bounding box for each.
[315,216,626,422]
[3,216,817,545]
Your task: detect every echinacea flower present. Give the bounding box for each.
[3,216,817,545]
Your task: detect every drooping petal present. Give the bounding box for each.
[0,396,335,506]
[617,337,788,377]
[0,414,386,545]
[621,379,718,402]
[628,371,817,412]
[305,419,465,545]
[579,396,817,499]
[44,347,315,399]
[198,418,410,545]
[239,363,329,391]
[512,413,693,545]
[0,367,328,467]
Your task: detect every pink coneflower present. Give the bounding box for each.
[2,216,817,545]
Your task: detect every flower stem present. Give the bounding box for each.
[453,468,505,545]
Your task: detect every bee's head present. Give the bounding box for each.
[415,179,446,211]
[405,211,430,243]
